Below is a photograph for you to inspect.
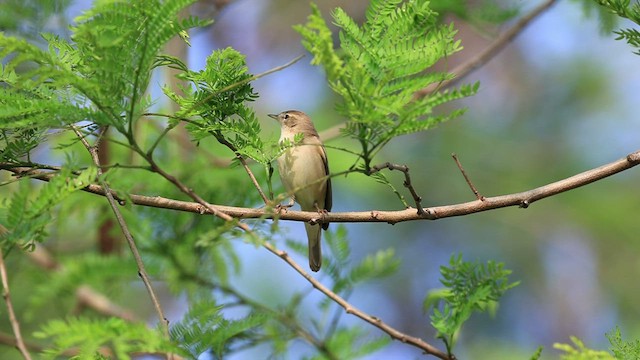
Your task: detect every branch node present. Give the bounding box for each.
[627,151,640,163]
[520,199,530,209]
[370,161,427,213]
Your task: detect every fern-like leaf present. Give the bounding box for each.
[295,0,477,169]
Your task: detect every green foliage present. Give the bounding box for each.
[1,165,98,250]
[295,1,477,169]
[170,298,268,358]
[0,0,210,134]
[425,254,519,355]
[530,346,544,360]
[325,327,390,359]
[554,336,615,359]
[33,316,181,360]
[607,327,640,360]
[0,128,45,162]
[430,0,520,25]
[596,0,640,54]
[551,328,640,360]
[0,0,72,38]
[28,254,137,313]
[162,47,269,164]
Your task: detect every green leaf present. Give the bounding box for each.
[607,326,640,360]
[2,165,98,250]
[554,336,615,359]
[170,298,268,358]
[349,248,400,284]
[427,254,519,353]
[167,47,269,163]
[34,317,180,360]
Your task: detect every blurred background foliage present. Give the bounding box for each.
[1,0,639,359]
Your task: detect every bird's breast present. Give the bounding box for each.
[277,144,327,210]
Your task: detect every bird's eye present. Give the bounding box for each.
[284,114,290,119]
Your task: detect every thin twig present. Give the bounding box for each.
[185,54,304,115]
[4,150,638,225]
[369,162,426,215]
[70,126,172,351]
[212,132,269,204]
[451,153,483,201]
[0,247,32,360]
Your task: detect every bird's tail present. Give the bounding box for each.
[304,222,322,272]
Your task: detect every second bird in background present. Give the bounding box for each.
[269,110,332,272]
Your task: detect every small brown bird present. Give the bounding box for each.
[269,110,331,272]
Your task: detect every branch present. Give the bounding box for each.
[265,243,451,359]
[4,150,637,224]
[211,132,269,204]
[70,127,172,348]
[0,246,32,360]
[413,0,558,99]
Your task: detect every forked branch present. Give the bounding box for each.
[369,162,426,215]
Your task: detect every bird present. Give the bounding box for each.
[268,110,332,272]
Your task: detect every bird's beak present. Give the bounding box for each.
[268,113,279,121]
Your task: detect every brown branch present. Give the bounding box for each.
[70,127,172,350]
[413,0,558,99]
[369,162,426,215]
[451,153,483,201]
[74,285,138,322]
[0,246,32,360]
[4,150,638,224]
[265,243,451,359]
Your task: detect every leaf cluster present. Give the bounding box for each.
[0,0,210,136]
[34,317,180,360]
[162,47,269,164]
[425,254,519,355]
[596,0,640,54]
[170,299,267,358]
[1,165,98,250]
[554,336,615,360]
[295,0,478,169]
[607,327,640,360]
